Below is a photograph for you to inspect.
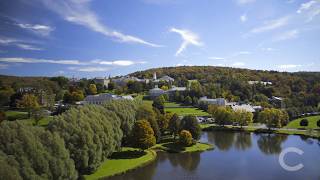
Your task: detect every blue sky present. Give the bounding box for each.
[0,0,319,77]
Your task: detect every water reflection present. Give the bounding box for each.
[257,134,287,155]
[207,131,235,151]
[166,152,201,171]
[234,132,252,151]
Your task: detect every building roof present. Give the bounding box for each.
[168,86,187,91]
[231,104,255,113]
[158,75,174,81]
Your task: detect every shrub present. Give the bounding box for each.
[300,119,308,127]
[179,130,193,146]
[317,120,320,127]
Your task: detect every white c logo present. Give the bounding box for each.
[279,147,304,171]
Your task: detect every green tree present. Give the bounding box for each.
[88,84,97,95]
[168,113,181,139]
[212,106,234,126]
[0,121,78,180]
[47,105,123,174]
[0,111,5,124]
[131,120,156,150]
[17,94,39,118]
[234,109,253,128]
[32,108,46,125]
[180,115,201,140]
[258,108,289,130]
[154,109,169,134]
[0,87,15,106]
[152,96,165,113]
[179,130,193,146]
[300,119,308,127]
[184,96,192,105]
[136,105,161,142]
[103,100,139,144]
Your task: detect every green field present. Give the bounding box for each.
[21,116,54,127]
[285,115,320,129]
[4,110,53,127]
[164,102,183,107]
[85,147,156,180]
[5,110,28,120]
[165,107,209,116]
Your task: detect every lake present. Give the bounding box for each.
[108,131,320,180]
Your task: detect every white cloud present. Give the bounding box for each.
[237,0,256,5]
[232,62,245,67]
[40,0,161,47]
[170,27,203,56]
[68,67,110,72]
[297,0,320,22]
[0,57,82,65]
[94,60,146,66]
[261,47,276,51]
[0,37,43,51]
[0,64,9,69]
[15,44,43,51]
[0,57,146,66]
[17,23,54,36]
[250,16,290,33]
[237,51,251,55]
[240,14,248,22]
[278,64,302,69]
[273,29,299,41]
[297,1,317,13]
[208,57,225,60]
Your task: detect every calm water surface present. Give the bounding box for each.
[108,131,320,180]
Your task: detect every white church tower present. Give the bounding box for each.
[153,72,157,80]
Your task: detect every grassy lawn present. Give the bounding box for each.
[165,107,209,116]
[5,110,28,120]
[21,116,54,127]
[164,102,182,107]
[152,141,213,153]
[85,147,156,180]
[285,115,320,129]
[4,110,53,127]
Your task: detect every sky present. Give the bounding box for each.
[0,0,319,77]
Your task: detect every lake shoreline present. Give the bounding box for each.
[202,125,320,139]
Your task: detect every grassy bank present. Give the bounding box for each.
[202,124,320,138]
[152,141,213,153]
[85,147,157,180]
[165,106,209,116]
[284,115,320,129]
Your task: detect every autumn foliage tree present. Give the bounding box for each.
[131,120,156,150]
[17,94,39,118]
[168,113,181,139]
[136,104,161,142]
[88,84,97,95]
[179,130,193,146]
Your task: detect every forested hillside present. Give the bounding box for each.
[131,66,320,110]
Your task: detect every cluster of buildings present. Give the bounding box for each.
[248,81,273,86]
[198,96,262,113]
